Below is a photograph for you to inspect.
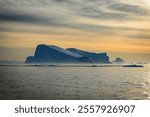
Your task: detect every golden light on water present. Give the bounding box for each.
[142,64,150,99]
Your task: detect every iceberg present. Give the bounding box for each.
[25,44,110,63]
[112,57,125,64]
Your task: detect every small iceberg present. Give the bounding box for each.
[123,64,144,67]
[91,65,97,67]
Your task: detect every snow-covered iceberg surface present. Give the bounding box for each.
[25,44,110,63]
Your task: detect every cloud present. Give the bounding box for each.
[0,0,149,22]
[0,13,47,24]
[109,3,149,16]
[0,0,150,39]
[128,34,150,40]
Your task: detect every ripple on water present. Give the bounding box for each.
[0,65,150,99]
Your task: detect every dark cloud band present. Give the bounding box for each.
[0,0,150,38]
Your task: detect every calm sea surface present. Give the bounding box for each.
[0,64,150,99]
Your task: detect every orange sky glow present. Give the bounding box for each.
[0,0,150,62]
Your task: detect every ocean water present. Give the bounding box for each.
[0,64,150,100]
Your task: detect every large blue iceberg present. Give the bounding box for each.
[25,44,110,63]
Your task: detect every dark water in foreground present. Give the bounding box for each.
[0,64,150,100]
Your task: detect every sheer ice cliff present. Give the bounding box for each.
[25,44,110,63]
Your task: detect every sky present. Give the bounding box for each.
[0,0,150,62]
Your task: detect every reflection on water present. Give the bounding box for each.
[143,69,150,99]
[0,64,150,99]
